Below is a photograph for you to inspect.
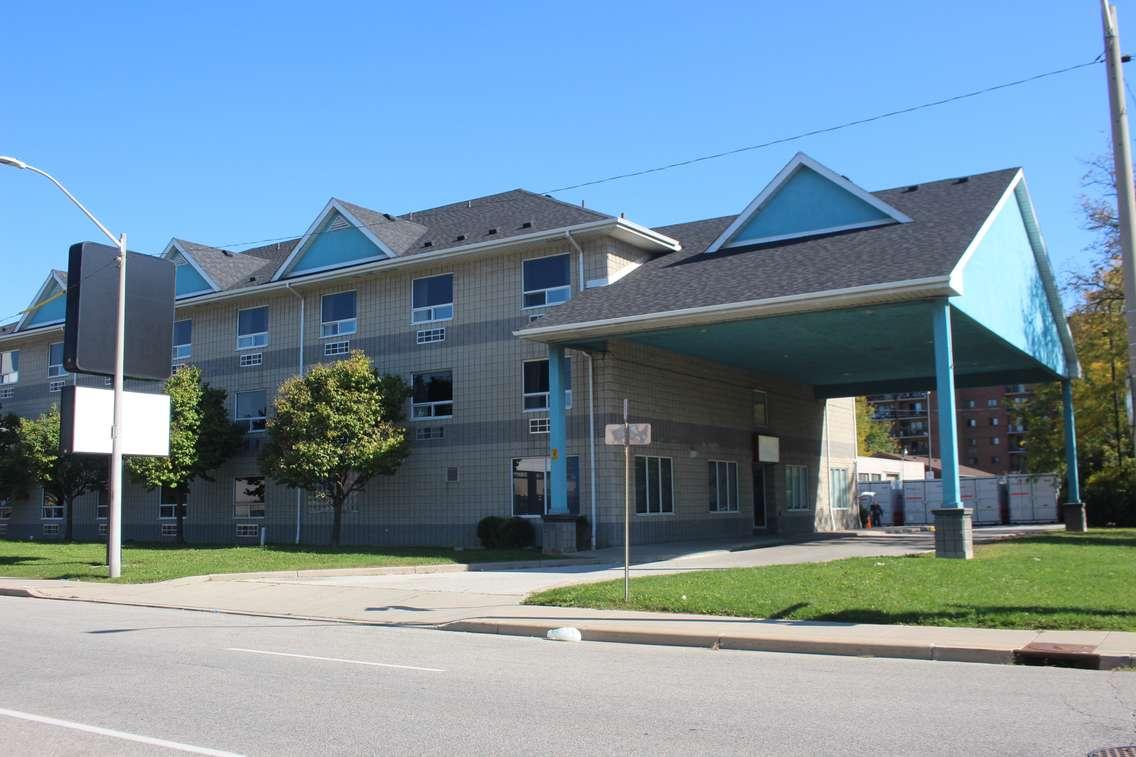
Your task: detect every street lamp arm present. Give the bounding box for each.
[19,163,120,248]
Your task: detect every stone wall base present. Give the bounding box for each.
[542,515,577,555]
[932,508,974,560]
[1063,503,1088,533]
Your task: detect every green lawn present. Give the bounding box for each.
[0,541,549,583]
[527,530,1136,631]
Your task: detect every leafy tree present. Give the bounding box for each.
[260,351,411,547]
[17,404,107,541]
[0,412,31,504]
[128,366,243,544]
[855,397,898,456]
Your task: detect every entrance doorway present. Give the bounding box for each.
[752,464,767,529]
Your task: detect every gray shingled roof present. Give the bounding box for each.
[174,238,297,291]
[522,168,1020,331]
[335,199,427,256]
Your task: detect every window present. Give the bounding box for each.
[0,349,18,384]
[172,320,192,362]
[446,466,460,483]
[991,437,1000,446]
[0,388,11,400]
[321,291,357,337]
[159,486,180,519]
[42,523,60,536]
[967,437,977,448]
[96,489,108,520]
[522,254,571,308]
[236,523,259,538]
[42,491,63,520]
[829,467,850,510]
[635,456,674,515]
[48,342,65,377]
[529,417,550,434]
[753,390,768,427]
[412,371,453,419]
[236,306,268,350]
[511,456,579,516]
[965,399,976,409]
[412,274,453,323]
[324,340,350,357]
[416,327,446,345]
[991,456,1001,465]
[990,417,1000,427]
[786,465,809,511]
[968,456,979,466]
[235,390,267,433]
[160,523,178,537]
[234,477,265,518]
[239,353,263,368]
[0,502,10,521]
[522,358,571,411]
[415,426,445,440]
[966,418,977,428]
[987,399,999,407]
[708,460,739,512]
[48,380,65,393]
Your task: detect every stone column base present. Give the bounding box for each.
[541,514,578,555]
[931,508,973,559]
[1063,503,1088,532]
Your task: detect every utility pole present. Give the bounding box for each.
[1101,0,1136,434]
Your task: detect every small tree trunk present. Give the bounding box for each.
[331,499,343,548]
[64,495,74,541]
[176,491,187,545]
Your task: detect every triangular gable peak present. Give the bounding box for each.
[163,240,220,298]
[272,199,397,281]
[17,270,68,331]
[707,152,912,252]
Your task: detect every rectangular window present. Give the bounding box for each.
[529,417,550,434]
[511,456,580,516]
[96,489,108,520]
[987,399,999,407]
[0,387,12,400]
[416,327,446,345]
[236,306,269,350]
[991,437,1000,446]
[236,523,259,538]
[522,358,571,411]
[990,417,1000,427]
[415,426,445,441]
[42,491,63,520]
[412,274,454,324]
[159,486,180,519]
[966,419,977,428]
[48,342,65,377]
[321,291,357,338]
[412,371,453,419]
[522,254,571,308]
[235,390,267,433]
[234,476,265,518]
[239,353,263,368]
[635,456,674,515]
[172,320,192,362]
[752,390,768,427]
[786,465,809,511]
[160,523,178,537]
[708,460,739,512]
[0,349,18,384]
[829,467,850,510]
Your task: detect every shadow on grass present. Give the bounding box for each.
[1009,534,1136,548]
[0,556,52,566]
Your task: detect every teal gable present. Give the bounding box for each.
[288,212,384,276]
[176,263,212,297]
[950,188,1068,378]
[24,282,66,327]
[729,166,893,245]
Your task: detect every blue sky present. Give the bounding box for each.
[0,1,1118,321]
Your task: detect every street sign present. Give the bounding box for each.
[60,386,171,456]
[604,423,651,446]
[64,241,175,380]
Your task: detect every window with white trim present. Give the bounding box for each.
[239,352,263,368]
[42,490,63,520]
[236,306,269,350]
[236,523,259,538]
[415,426,445,441]
[412,371,453,419]
[522,254,571,308]
[172,320,192,362]
[48,342,65,377]
[708,460,738,512]
[0,387,12,400]
[235,390,267,433]
[48,380,65,393]
[96,489,108,520]
[522,358,571,411]
[529,417,550,434]
[829,467,850,510]
[635,456,674,515]
[160,523,178,537]
[412,274,453,324]
[324,340,350,357]
[159,486,181,519]
[0,349,18,385]
[752,390,768,427]
[786,465,809,511]
[416,328,445,345]
[511,456,579,516]
[321,291,357,337]
[234,476,265,518]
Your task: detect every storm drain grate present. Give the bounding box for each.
[1014,642,1099,670]
[1087,747,1136,757]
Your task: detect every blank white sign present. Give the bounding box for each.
[757,434,780,463]
[604,423,651,446]
[65,386,171,456]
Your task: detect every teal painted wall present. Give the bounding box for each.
[951,193,1068,377]
[730,166,892,245]
[289,212,382,275]
[176,263,212,296]
[24,282,65,327]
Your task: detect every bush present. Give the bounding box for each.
[1084,461,1136,527]
[575,515,591,551]
[477,516,535,549]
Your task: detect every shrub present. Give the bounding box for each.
[477,516,535,549]
[1083,461,1136,527]
[575,515,591,551]
[477,516,507,549]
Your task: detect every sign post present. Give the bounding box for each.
[605,401,651,602]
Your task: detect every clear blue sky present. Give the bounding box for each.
[0,0,1120,321]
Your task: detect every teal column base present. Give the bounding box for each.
[932,508,973,559]
[1063,503,1088,533]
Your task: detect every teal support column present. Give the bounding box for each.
[932,302,961,508]
[1062,380,1081,503]
[547,345,569,514]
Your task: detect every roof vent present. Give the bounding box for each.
[382,213,394,221]
[455,234,466,242]
[222,250,234,257]
[902,185,919,193]
[248,276,256,282]
[487,227,498,235]
[423,241,433,248]
[522,221,533,229]
[954,176,970,184]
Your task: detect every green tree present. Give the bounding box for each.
[17,404,107,541]
[260,351,412,547]
[0,412,31,504]
[855,397,898,456]
[127,366,243,544]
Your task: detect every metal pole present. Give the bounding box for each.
[1102,1,1136,433]
[107,233,127,579]
[623,397,630,602]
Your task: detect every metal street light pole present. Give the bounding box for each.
[0,156,128,578]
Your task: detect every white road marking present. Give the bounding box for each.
[0,706,242,756]
[225,647,444,672]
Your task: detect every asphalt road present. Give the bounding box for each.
[0,597,1132,756]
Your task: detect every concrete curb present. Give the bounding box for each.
[201,557,601,583]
